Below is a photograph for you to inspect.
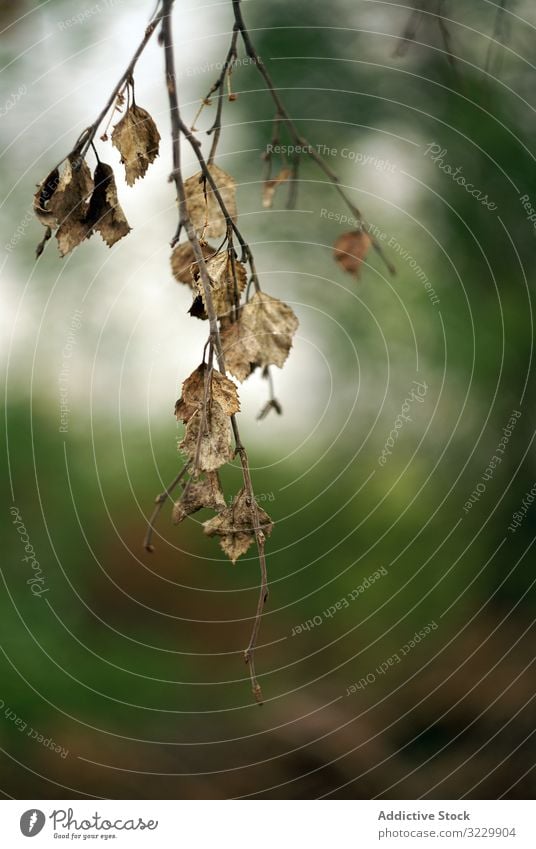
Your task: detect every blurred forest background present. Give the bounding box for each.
[1,0,536,799]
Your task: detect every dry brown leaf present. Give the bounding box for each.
[211,369,240,415]
[220,291,298,382]
[86,162,131,247]
[184,164,237,239]
[188,295,208,321]
[34,155,94,256]
[195,251,247,317]
[33,167,61,227]
[262,167,292,209]
[243,292,298,369]
[112,104,161,186]
[203,487,273,563]
[172,472,226,524]
[175,364,206,423]
[219,317,261,382]
[175,363,240,421]
[179,401,234,472]
[171,241,216,288]
[333,230,371,277]
[56,218,91,257]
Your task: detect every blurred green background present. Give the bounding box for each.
[1,0,536,798]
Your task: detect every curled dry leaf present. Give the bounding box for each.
[220,291,299,382]
[33,167,61,228]
[34,155,94,256]
[211,368,241,415]
[203,487,273,563]
[188,294,207,320]
[262,167,292,209]
[171,241,216,288]
[184,164,237,239]
[172,472,226,524]
[219,317,258,382]
[333,229,371,278]
[86,162,131,247]
[175,363,240,419]
[180,401,234,472]
[112,104,161,186]
[195,251,247,317]
[176,364,240,472]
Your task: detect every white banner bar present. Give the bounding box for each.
[0,800,534,848]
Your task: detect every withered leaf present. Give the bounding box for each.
[56,217,90,257]
[220,292,298,381]
[175,363,206,423]
[211,368,240,415]
[184,164,237,239]
[219,317,259,382]
[171,241,216,288]
[34,155,94,256]
[179,401,234,472]
[112,104,161,186]
[203,487,273,563]
[262,167,292,209]
[243,292,298,369]
[175,363,240,422]
[33,167,60,227]
[333,229,371,277]
[188,294,207,320]
[86,162,131,247]
[172,472,226,524]
[195,251,247,317]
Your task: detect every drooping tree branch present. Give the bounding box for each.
[161,0,268,702]
[195,0,396,275]
[57,4,165,171]
[35,0,401,705]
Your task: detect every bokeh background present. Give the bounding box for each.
[1,0,536,799]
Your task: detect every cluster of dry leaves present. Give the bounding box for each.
[33,94,300,565]
[32,47,371,572]
[33,103,160,256]
[171,166,299,562]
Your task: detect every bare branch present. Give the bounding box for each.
[161,0,269,702]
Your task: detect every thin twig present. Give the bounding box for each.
[257,367,282,420]
[144,464,189,552]
[78,6,165,161]
[52,5,164,173]
[231,0,395,275]
[394,0,428,57]
[207,29,239,164]
[162,0,268,703]
[436,0,460,81]
[485,0,508,74]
